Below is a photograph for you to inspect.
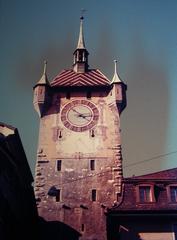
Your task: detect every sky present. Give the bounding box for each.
[1,0,177,177]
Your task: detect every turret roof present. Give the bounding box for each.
[111,60,122,84]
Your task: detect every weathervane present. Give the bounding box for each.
[81,8,86,19]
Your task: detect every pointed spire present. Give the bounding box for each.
[73,14,89,73]
[37,60,50,85]
[111,60,122,84]
[77,16,85,49]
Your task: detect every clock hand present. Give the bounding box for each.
[78,115,91,122]
[71,108,80,114]
[72,109,92,117]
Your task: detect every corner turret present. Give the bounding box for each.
[33,61,51,117]
[111,60,127,114]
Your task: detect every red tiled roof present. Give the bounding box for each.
[127,167,177,180]
[109,168,177,213]
[51,69,110,87]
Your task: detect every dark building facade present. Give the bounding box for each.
[0,122,38,240]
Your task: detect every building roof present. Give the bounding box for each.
[127,167,177,180]
[51,69,111,87]
[108,167,177,214]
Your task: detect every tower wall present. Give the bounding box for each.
[34,87,125,240]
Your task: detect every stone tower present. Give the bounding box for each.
[33,16,127,240]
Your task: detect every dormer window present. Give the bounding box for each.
[139,186,151,202]
[170,186,177,202]
[168,185,177,203]
[137,185,155,203]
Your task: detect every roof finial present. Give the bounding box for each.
[77,9,86,49]
[111,59,122,84]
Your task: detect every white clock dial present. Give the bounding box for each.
[61,100,99,132]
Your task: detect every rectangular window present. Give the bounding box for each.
[92,189,97,201]
[56,160,62,171]
[81,224,85,232]
[90,160,95,170]
[139,186,152,202]
[170,186,177,202]
[56,189,61,202]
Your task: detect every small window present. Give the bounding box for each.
[139,186,152,202]
[92,189,97,201]
[170,186,177,202]
[87,91,91,99]
[39,88,43,94]
[56,189,61,202]
[56,160,62,171]
[81,224,85,232]
[66,92,70,99]
[90,160,95,170]
[116,192,120,202]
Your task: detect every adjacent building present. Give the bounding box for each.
[0,122,38,240]
[107,168,177,240]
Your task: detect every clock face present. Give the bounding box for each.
[61,100,99,132]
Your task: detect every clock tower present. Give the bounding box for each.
[33,16,127,240]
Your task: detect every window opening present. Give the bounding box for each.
[56,189,61,202]
[66,92,70,99]
[81,224,85,232]
[90,160,95,170]
[56,160,62,171]
[170,186,177,202]
[92,189,97,201]
[139,186,152,202]
[87,91,91,99]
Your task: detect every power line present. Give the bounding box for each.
[123,150,177,168]
[49,150,177,186]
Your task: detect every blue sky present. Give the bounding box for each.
[1,0,177,177]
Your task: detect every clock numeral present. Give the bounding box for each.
[64,121,70,128]
[93,115,99,121]
[61,115,66,121]
[80,126,88,131]
[93,108,99,114]
[69,126,78,132]
[73,100,81,105]
[81,99,86,105]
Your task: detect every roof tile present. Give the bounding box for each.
[51,69,110,87]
